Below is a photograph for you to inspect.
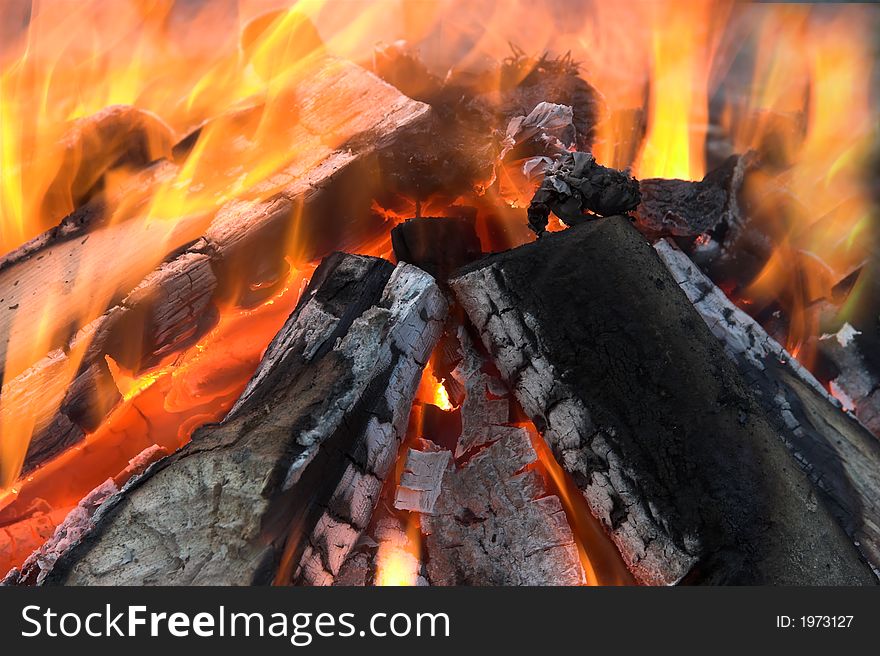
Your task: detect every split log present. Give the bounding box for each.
[656,239,880,574]
[397,433,585,586]
[451,216,877,585]
[0,56,431,480]
[14,254,446,586]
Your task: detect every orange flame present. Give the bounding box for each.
[724,6,876,367]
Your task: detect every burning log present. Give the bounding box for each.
[11,253,447,586]
[334,514,427,587]
[0,56,431,481]
[656,240,880,573]
[450,216,877,585]
[41,105,174,225]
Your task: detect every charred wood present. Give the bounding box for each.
[451,216,877,585]
[0,58,431,479]
[371,43,601,204]
[527,151,641,235]
[656,240,880,574]
[391,214,483,281]
[17,254,446,585]
[406,432,585,586]
[633,153,754,246]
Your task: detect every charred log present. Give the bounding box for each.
[0,58,431,479]
[399,433,585,586]
[656,240,880,574]
[451,216,876,585]
[9,254,446,586]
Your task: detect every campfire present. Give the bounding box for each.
[1,0,878,586]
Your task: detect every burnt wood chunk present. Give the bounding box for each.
[394,448,452,515]
[415,431,585,586]
[23,254,446,586]
[633,153,751,242]
[451,216,877,585]
[656,240,880,575]
[0,57,430,481]
[527,152,641,235]
[391,215,483,281]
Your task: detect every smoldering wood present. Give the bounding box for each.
[656,239,880,574]
[819,326,880,437]
[291,263,447,586]
[451,216,877,585]
[390,215,483,281]
[416,431,585,586]
[20,254,446,586]
[527,151,641,236]
[633,153,753,244]
[1,58,431,477]
[449,324,522,458]
[333,515,427,587]
[394,448,452,514]
[371,43,601,204]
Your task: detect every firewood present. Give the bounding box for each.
[527,151,641,235]
[409,432,585,586]
[0,57,430,480]
[18,254,446,586]
[656,239,880,574]
[333,515,427,587]
[40,105,174,226]
[392,323,584,586]
[633,153,753,245]
[451,216,877,585]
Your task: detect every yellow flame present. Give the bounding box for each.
[637,0,727,180]
[433,377,453,411]
[375,515,421,586]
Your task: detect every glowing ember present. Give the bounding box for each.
[374,514,422,587]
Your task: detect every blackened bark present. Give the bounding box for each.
[451,217,876,585]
